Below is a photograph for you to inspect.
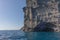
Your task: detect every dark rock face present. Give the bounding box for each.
[21,22,57,32]
[33,22,57,32]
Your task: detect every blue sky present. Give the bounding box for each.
[0,0,26,30]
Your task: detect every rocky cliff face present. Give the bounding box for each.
[21,0,60,32]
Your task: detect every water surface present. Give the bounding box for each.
[0,30,60,40]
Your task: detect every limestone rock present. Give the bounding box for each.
[21,0,60,32]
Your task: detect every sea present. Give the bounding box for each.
[0,30,60,40]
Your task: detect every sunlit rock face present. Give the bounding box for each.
[21,0,60,32]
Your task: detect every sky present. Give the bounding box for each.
[0,0,26,30]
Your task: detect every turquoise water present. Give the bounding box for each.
[0,30,60,40]
[25,32,60,40]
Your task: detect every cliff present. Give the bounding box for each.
[21,0,60,32]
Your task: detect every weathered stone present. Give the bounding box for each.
[21,0,60,32]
